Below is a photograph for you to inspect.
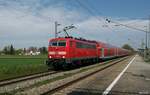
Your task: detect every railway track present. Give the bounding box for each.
[0,56,131,95]
[0,57,124,87]
[0,70,58,87]
[41,56,130,95]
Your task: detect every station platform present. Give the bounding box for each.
[111,55,150,94]
[66,55,150,95]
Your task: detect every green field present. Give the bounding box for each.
[0,55,49,81]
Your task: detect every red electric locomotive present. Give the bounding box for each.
[46,37,98,69]
[46,37,129,69]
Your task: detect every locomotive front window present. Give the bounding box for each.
[50,41,57,46]
[50,41,66,46]
[58,41,66,46]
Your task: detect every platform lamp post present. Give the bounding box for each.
[143,22,150,60]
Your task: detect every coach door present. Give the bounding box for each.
[101,48,104,58]
[69,41,75,58]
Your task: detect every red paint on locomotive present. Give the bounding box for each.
[46,37,130,69]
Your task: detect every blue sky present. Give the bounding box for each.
[0,0,149,49]
[84,0,150,18]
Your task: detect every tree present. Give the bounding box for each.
[3,47,7,54]
[0,50,2,55]
[28,47,37,52]
[23,48,26,54]
[16,49,23,55]
[2,45,15,55]
[10,44,15,55]
[122,44,134,51]
[38,47,47,54]
[3,46,9,54]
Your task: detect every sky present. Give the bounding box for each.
[0,0,149,49]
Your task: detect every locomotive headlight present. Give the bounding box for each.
[62,56,65,58]
[49,56,52,58]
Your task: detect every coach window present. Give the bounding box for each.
[76,42,82,48]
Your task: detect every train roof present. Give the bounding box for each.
[49,37,120,48]
[49,37,98,44]
[49,37,130,50]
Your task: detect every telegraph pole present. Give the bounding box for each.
[54,21,61,38]
[148,16,150,59]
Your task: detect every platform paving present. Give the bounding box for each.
[111,55,150,95]
[54,55,150,95]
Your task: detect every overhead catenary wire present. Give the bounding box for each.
[75,0,149,33]
[76,0,103,23]
[106,19,148,32]
[73,0,150,54]
[75,0,131,45]
[75,0,117,33]
[68,0,117,40]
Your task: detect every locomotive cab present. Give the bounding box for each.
[48,39,67,59]
[46,38,70,69]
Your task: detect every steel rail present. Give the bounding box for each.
[0,71,58,87]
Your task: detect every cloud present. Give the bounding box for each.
[0,0,147,49]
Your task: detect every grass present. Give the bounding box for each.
[0,55,48,81]
[0,55,47,58]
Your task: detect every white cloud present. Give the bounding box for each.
[0,0,147,49]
